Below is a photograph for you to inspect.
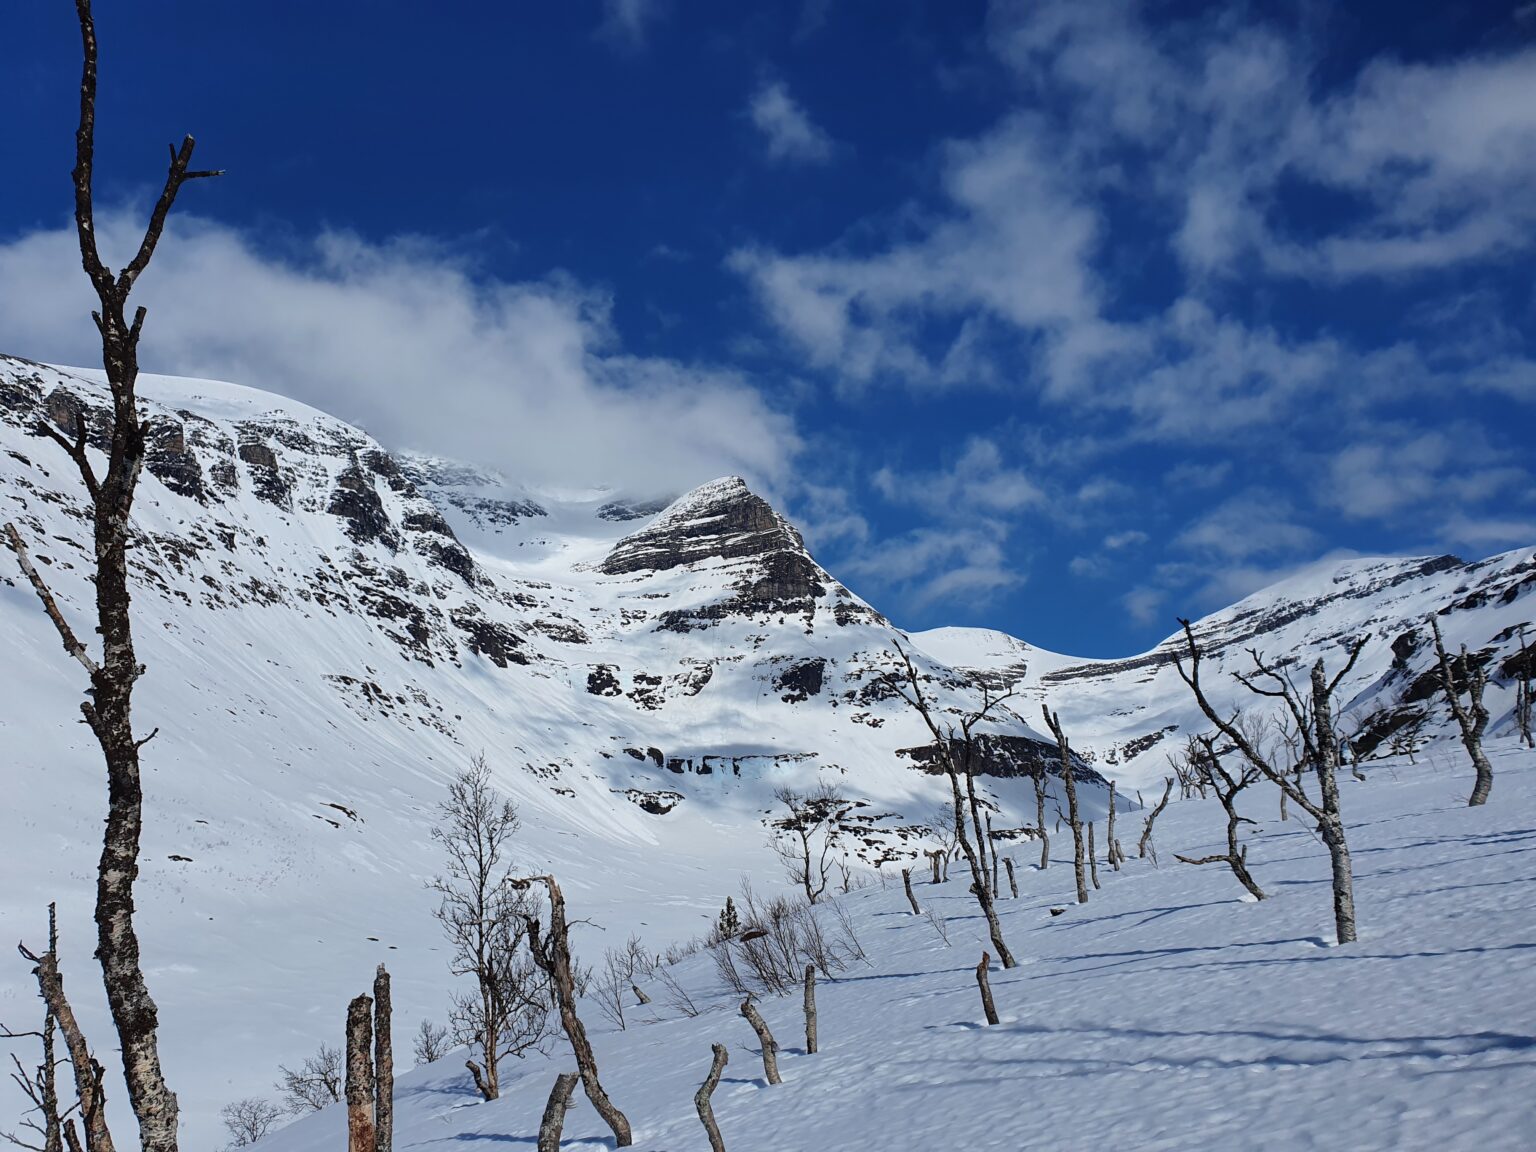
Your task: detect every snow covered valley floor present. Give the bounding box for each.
[253,742,1536,1152]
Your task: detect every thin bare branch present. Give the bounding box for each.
[2,524,98,675]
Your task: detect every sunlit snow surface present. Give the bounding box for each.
[255,745,1536,1152]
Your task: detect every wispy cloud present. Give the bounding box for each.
[748,80,835,165]
[596,0,665,52]
[0,214,797,496]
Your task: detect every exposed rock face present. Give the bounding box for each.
[596,497,672,522]
[329,462,400,550]
[145,416,207,502]
[775,658,826,702]
[603,476,862,632]
[449,605,528,667]
[600,477,793,575]
[899,734,1106,785]
[238,438,292,507]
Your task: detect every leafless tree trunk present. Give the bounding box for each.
[974,952,1000,1026]
[1032,763,1050,870]
[371,967,392,1152]
[1174,620,1364,944]
[0,11,221,1152]
[17,912,113,1152]
[535,1072,578,1152]
[1137,777,1172,860]
[5,907,68,1152]
[1430,617,1493,806]
[514,875,631,1147]
[1087,822,1101,890]
[694,1046,729,1152]
[344,996,375,1152]
[901,869,921,916]
[1003,857,1018,898]
[883,644,1016,968]
[986,816,1001,894]
[1106,783,1122,871]
[1172,734,1266,901]
[1042,708,1088,902]
[738,997,781,1086]
[802,965,818,1056]
[1514,627,1534,750]
[927,850,943,884]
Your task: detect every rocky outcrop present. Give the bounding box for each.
[329,462,400,550]
[600,477,800,576]
[899,733,1106,786]
[145,416,207,502]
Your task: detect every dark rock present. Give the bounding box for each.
[774,658,826,702]
[328,463,399,549]
[144,416,207,501]
[587,664,622,696]
[449,605,528,668]
[899,733,1106,786]
[596,497,672,522]
[238,439,292,507]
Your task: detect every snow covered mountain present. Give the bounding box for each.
[1,351,1532,1146]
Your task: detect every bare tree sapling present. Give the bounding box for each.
[1430,617,1493,806]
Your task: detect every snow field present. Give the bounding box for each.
[254,743,1536,1152]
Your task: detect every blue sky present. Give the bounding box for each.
[2,1,1534,657]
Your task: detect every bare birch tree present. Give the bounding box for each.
[1174,620,1365,944]
[218,1100,282,1149]
[410,1021,449,1067]
[0,10,221,1152]
[1171,733,1266,901]
[974,953,1000,1027]
[694,1046,729,1152]
[372,968,392,1152]
[1030,759,1050,870]
[738,997,781,1086]
[1137,777,1173,862]
[344,996,374,1152]
[769,785,850,905]
[1429,617,1493,806]
[535,1074,578,1152]
[1516,627,1534,750]
[512,875,632,1147]
[2,907,66,1152]
[882,644,1016,968]
[1041,707,1088,903]
[429,756,550,1101]
[275,1045,342,1114]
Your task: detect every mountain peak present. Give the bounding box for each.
[598,475,799,576]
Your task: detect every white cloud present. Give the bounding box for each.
[1122,586,1166,626]
[871,438,1044,517]
[1103,530,1147,550]
[596,0,665,51]
[837,524,1021,611]
[1173,492,1319,562]
[729,114,1100,386]
[748,81,834,165]
[0,214,798,495]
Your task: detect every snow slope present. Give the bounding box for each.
[915,550,1536,790]
[253,742,1536,1152]
[1,353,1532,1148]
